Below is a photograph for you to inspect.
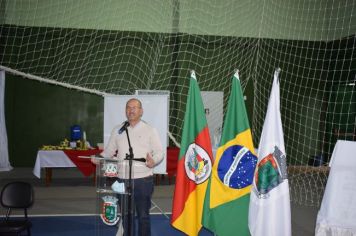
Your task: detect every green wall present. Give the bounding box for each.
[0,0,4,24]
[5,74,103,166]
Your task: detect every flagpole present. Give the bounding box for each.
[275,67,281,81]
[190,69,196,80]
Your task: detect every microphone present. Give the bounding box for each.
[118,121,130,134]
[124,155,146,162]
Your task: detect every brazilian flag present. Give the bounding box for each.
[202,71,257,236]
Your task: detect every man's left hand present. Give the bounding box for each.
[145,152,155,168]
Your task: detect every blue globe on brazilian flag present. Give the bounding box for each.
[218,145,256,189]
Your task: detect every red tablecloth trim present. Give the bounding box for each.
[167,147,179,176]
[63,147,179,177]
[63,149,102,176]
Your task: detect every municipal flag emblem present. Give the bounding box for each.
[184,143,212,184]
[100,196,120,226]
[103,163,118,177]
[253,146,288,198]
[218,145,257,189]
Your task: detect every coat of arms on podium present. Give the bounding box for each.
[100,195,120,226]
[103,163,119,177]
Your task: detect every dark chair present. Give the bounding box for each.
[0,181,34,236]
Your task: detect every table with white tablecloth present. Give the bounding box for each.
[33,150,76,178]
[315,140,356,236]
[33,149,101,186]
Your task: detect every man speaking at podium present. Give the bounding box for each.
[100,98,164,236]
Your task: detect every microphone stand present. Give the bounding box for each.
[124,127,134,236]
[123,126,146,236]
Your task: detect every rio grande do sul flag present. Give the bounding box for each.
[248,69,291,236]
[171,71,213,236]
[202,71,257,236]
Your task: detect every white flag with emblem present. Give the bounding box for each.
[248,69,291,236]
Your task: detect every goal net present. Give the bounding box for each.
[1,0,355,206]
